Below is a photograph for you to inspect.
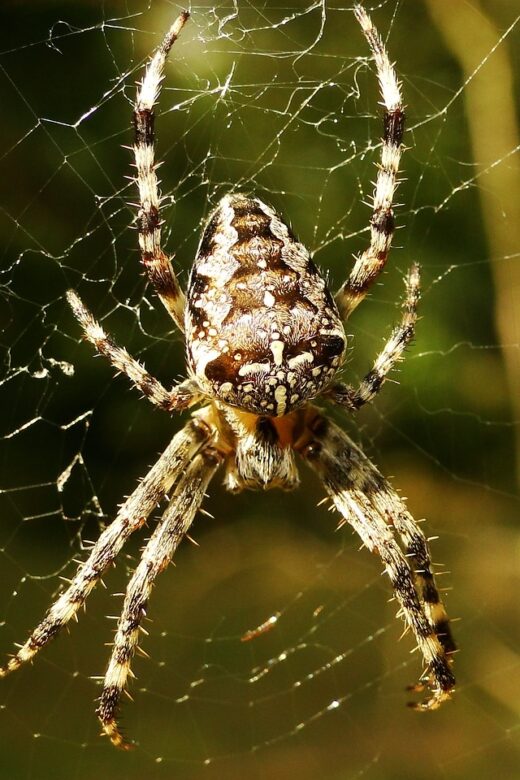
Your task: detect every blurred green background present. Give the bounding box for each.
[1,1,519,778]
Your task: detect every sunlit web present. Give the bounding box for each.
[0,2,519,777]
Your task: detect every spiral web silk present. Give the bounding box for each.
[0,2,519,778]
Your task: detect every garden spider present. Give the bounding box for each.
[0,5,456,749]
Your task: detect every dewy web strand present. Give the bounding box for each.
[0,1,518,776]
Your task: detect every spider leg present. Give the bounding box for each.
[328,263,419,410]
[336,5,405,321]
[97,445,222,750]
[375,495,457,660]
[67,290,202,412]
[0,418,213,678]
[134,10,189,332]
[299,412,455,710]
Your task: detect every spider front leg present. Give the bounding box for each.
[300,412,455,710]
[134,10,190,332]
[97,445,222,749]
[67,290,202,412]
[0,419,212,678]
[328,263,419,410]
[336,5,405,321]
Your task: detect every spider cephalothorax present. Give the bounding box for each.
[0,6,456,750]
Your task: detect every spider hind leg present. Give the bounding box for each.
[299,411,456,710]
[97,445,222,749]
[0,419,212,679]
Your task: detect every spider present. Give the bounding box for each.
[1,6,456,749]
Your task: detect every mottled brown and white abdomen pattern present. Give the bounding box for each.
[186,194,346,416]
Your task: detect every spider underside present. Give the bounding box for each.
[1,6,456,749]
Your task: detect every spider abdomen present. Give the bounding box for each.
[186,194,346,416]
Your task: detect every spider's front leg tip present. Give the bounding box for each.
[65,288,80,309]
[65,288,98,337]
[167,9,190,41]
[65,288,87,321]
[353,4,370,28]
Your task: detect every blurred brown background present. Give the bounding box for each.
[0,1,519,779]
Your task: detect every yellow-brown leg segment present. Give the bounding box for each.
[97,446,222,749]
[298,411,455,710]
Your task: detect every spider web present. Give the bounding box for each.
[1,1,519,778]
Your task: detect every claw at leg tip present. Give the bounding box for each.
[101,719,135,751]
[406,682,453,712]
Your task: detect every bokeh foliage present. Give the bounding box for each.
[0,2,519,779]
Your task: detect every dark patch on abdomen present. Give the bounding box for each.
[204,354,237,384]
[204,345,270,386]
